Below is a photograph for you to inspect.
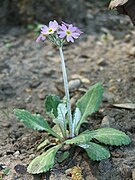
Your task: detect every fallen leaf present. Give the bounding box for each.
[109,0,135,25]
[109,0,128,9]
[66,166,83,180]
[112,103,135,109]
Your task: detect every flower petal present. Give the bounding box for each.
[36,34,46,42]
[58,31,66,38]
[41,25,48,31]
[59,24,67,31]
[68,24,76,32]
[61,21,70,27]
[67,35,74,43]
[74,27,83,34]
[41,35,46,41]
[71,32,80,38]
[41,26,49,34]
[49,20,58,31]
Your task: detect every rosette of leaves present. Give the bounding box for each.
[14,83,131,174]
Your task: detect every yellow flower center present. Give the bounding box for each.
[48,28,53,33]
[66,30,71,35]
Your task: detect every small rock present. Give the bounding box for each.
[14,164,27,174]
[128,47,135,56]
[124,34,131,43]
[70,94,80,107]
[132,169,135,180]
[97,58,107,66]
[38,92,46,100]
[71,74,90,84]
[68,79,81,92]
[100,116,110,128]
[81,78,90,84]
[109,86,116,92]
[78,87,87,93]
[109,79,115,84]
[29,154,35,159]
[38,87,46,99]
[13,151,20,157]
[24,88,32,93]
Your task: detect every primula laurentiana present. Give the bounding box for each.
[58,24,80,43]
[41,20,58,34]
[62,21,83,34]
[36,20,58,42]
[36,20,82,45]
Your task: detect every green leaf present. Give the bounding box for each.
[65,130,94,145]
[92,128,131,146]
[3,167,10,176]
[75,83,103,135]
[52,124,63,138]
[45,95,61,118]
[37,139,50,151]
[53,103,67,128]
[57,151,70,163]
[79,142,110,161]
[27,144,62,174]
[53,103,67,138]
[73,107,81,131]
[14,109,61,140]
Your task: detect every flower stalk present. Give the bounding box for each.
[36,20,82,138]
[59,47,74,138]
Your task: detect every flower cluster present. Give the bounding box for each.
[36,20,83,46]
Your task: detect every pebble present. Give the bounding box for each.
[38,92,46,100]
[97,58,107,66]
[128,47,135,56]
[13,151,20,157]
[109,79,115,84]
[132,169,135,180]
[124,34,131,43]
[38,87,46,100]
[24,88,32,93]
[100,116,115,128]
[68,79,81,91]
[29,154,35,159]
[71,74,90,84]
[14,164,27,174]
[100,116,110,128]
[109,86,116,92]
[70,94,80,107]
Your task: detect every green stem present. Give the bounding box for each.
[59,47,74,138]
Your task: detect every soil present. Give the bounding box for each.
[0,2,135,180]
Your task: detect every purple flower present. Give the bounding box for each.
[58,23,82,43]
[36,20,58,42]
[41,20,59,34]
[36,34,46,42]
[62,21,83,34]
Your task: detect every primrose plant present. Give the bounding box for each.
[14,20,131,174]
